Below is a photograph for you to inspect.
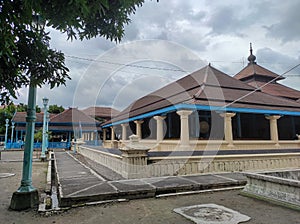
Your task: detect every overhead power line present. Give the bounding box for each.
[65,55,187,72]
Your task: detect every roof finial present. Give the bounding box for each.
[248,42,256,64]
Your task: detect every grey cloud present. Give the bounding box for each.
[124,23,140,41]
[265,1,300,42]
[256,47,300,75]
[13,1,300,109]
[206,6,247,37]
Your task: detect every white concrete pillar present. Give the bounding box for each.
[176,110,193,149]
[121,123,129,141]
[220,112,236,147]
[134,120,144,139]
[91,132,94,141]
[111,126,115,141]
[265,115,281,146]
[103,129,107,141]
[154,116,166,142]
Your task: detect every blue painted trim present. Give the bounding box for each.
[102,103,300,128]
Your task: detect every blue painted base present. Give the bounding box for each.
[10,189,39,211]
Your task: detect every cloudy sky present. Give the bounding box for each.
[15,0,300,110]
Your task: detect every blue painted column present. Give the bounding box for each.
[11,121,15,145]
[45,112,49,150]
[4,119,9,149]
[10,84,39,210]
[41,97,49,161]
[16,130,18,142]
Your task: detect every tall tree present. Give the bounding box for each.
[48,104,65,114]
[0,0,145,104]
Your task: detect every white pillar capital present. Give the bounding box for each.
[219,112,236,118]
[154,115,166,121]
[265,115,281,121]
[176,110,193,118]
[134,120,144,125]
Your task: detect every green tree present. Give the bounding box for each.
[0,103,42,135]
[16,103,27,112]
[0,0,145,104]
[0,105,15,134]
[48,105,65,114]
[34,130,43,142]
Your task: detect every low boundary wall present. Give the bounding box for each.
[78,144,300,179]
[147,154,300,177]
[77,146,124,176]
[242,169,300,210]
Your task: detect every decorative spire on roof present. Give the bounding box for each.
[248,42,256,65]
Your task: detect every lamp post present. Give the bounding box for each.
[4,119,9,150]
[11,121,15,146]
[10,13,44,211]
[45,112,50,150]
[41,97,49,161]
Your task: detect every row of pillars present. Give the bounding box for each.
[82,131,98,141]
[103,110,282,148]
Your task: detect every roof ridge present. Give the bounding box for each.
[193,65,210,98]
[49,108,69,121]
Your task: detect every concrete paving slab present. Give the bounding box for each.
[60,179,101,195]
[143,176,199,194]
[183,174,235,189]
[110,179,156,199]
[214,173,247,182]
[69,182,118,197]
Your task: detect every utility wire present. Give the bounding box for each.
[66,55,187,72]
[66,54,300,108]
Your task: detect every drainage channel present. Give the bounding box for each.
[50,153,59,210]
[39,151,60,213]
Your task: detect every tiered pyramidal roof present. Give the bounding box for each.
[104,62,300,126]
[234,43,300,101]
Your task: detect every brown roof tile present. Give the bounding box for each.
[234,63,284,81]
[82,107,119,118]
[12,112,55,123]
[246,80,300,100]
[50,107,99,124]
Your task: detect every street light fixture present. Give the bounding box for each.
[10,13,45,211]
[4,119,9,150]
[41,97,49,161]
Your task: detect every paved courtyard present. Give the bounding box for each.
[0,150,299,224]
